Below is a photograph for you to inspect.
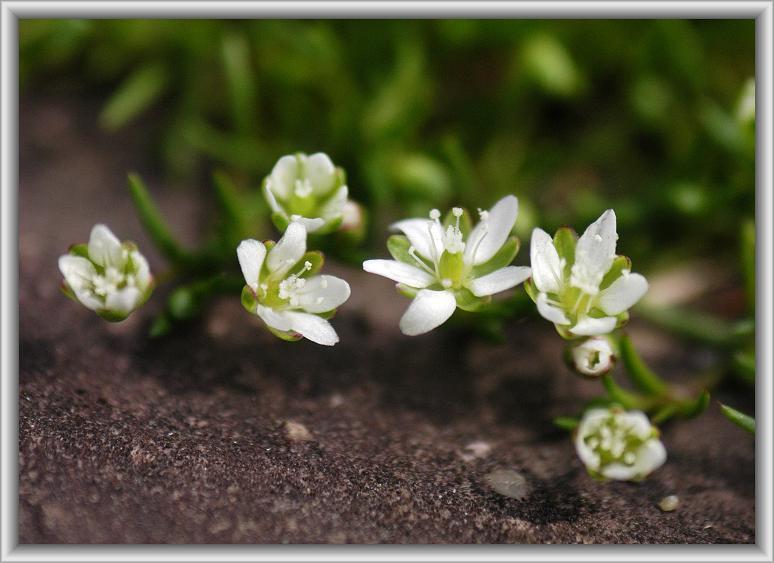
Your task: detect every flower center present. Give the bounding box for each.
[92,266,128,297]
[276,261,313,308]
[583,413,645,468]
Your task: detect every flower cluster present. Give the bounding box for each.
[237,222,350,346]
[526,210,648,338]
[363,195,531,335]
[58,224,153,321]
[263,152,351,235]
[575,407,666,481]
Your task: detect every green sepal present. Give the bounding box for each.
[618,334,668,396]
[555,323,576,340]
[396,283,419,298]
[523,278,539,303]
[300,251,324,277]
[267,326,303,342]
[600,255,633,291]
[553,227,577,278]
[472,236,520,278]
[241,285,257,313]
[311,215,343,236]
[95,309,130,322]
[270,211,290,233]
[442,207,472,237]
[387,235,414,264]
[454,288,490,312]
[68,243,90,259]
[315,309,337,320]
[719,403,755,434]
[615,311,630,329]
[59,282,78,303]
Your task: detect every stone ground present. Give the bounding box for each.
[18,96,755,544]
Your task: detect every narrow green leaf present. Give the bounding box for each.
[127,173,189,264]
[732,351,756,384]
[100,63,169,131]
[741,218,755,310]
[212,170,246,235]
[637,304,740,348]
[619,334,669,396]
[680,389,710,419]
[553,416,579,431]
[720,403,755,434]
[651,404,678,424]
[221,32,257,135]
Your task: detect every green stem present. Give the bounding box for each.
[618,333,669,396]
[719,403,755,434]
[637,303,740,349]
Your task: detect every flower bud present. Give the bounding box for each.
[575,407,666,481]
[569,336,615,377]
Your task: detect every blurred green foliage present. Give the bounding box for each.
[20,19,754,271]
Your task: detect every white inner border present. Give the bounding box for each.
[2,2,772,562]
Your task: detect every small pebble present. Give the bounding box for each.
[285,420,313,442]
[658,495,679,512]
[484,469,530,500]
[460,440,492,462]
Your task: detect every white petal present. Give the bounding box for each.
[304,152,337,196]
[530,228,563,294]
[570,209,617,294]
[598,272,648,315]
[284,311,339,346]
[631,439,667,477]
[465,195,519,266]
[468,266,531,297]
[296,275,351,313]
[390,218,444,262]
[130,250,151,290]
[570,315,617,336]
[105,287,141,314]
[319,185,348,220]
[58,255,96,291]
[237,239,267,291]
[88,224,123,267]
[536,292,570,325]
[267,222,307,276]
[263,180,284,214]
[256,305,293,332]
[601,462,639,481]
[362,259,434,288]
[290,216,326,233]
[268,155,299,200]
[399,289,457,336]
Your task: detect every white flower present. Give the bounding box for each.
[575,407,666,481]
[363,195,531,336]
[527,209,648,338]
[263,152,350,234]
[570,336,615,377]
[58,224,153,321]
[237,222,350,346]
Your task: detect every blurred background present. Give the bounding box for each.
[20,19,756,335]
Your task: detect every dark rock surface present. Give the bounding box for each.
[18,97,755,544]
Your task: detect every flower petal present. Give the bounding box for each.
[284,311,339,346]
[237,239,267,291]
[399,289,457,336]
[256,305,293,332]
[263,180,284,214]
[296,275,351,313]
[88,224,123,267]
[288,216,326,233]
[530,228,563,294]
[570,315,617,336]
[598,272,648,315]
[130,250,151,290]
[468,266,531,297]
[105,286,141,314]
[319,184,348,221]
[268,155,298,200]
[536,292,570,325]
[362,259,434,288]
[465,195,519,266]
[390,218,443,262]
[304,152,337,196]
[267,222,307,276]
[631,439,667,477]
[570,209,617,294]
[58,255,97,291]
